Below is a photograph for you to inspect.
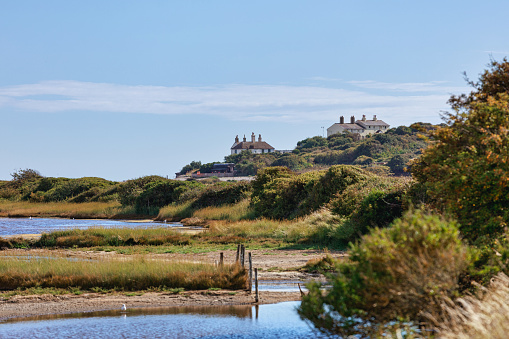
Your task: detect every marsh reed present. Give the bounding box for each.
[0,254,247,291]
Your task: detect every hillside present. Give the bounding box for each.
[179,124,432,176]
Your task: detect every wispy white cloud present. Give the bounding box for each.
[348,80,466,93]
[0,80,464,125]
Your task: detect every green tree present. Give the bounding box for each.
[412,58,509,243]
[10,168,42,182]
[387,154,409,174]
[179,161,201,175]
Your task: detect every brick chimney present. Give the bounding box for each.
[362,115,366,121]
[340,116,344,124]
[373,115,377,121]
[251,132,255,143]
[243,135,246,142]
[258,134,262,142]
[235,135,239,143]
[350,116,355,124]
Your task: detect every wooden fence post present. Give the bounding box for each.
[219,252,224,267]
[248,252,252,293]
[240,244,245,268]
[235,244,240,263]
[255,268,259,303]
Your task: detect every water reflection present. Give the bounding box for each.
[0,217,191,236]
[0,302,323,338]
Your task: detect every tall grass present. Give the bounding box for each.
[36,227,193,248]
[433,273,509,339]
[193,199,254,221]
[206,209,346,245]
[0,254,247,291]
[156,199,254,222]
[0,201,123,219]
[157,201,194,220]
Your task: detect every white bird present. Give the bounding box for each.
[121,304,127,311]
[29,216,32,220]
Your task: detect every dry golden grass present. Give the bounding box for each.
[0,251,247,291]
[432,273,509,339]
[207,209,344,243]
[157,199,254,222]
[0,201,122,218]
[193,199,253,221]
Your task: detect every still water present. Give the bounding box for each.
[0,301,324,339]
[0,218,186,237]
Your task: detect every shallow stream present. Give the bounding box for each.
[0,301,324,338]
[0,217,188,237]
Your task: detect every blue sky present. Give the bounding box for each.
[1,1,508,181]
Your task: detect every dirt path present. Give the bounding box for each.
[0,248,345,321]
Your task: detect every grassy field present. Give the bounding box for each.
[0,251,247,291]
[0,201,124,219]
[1,208,349,252]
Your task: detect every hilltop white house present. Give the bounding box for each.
[231,133,275,154]
[327,115,390,138]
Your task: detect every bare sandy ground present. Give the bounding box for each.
[0,248,345,321]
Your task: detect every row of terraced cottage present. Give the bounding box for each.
[184,115,390,178]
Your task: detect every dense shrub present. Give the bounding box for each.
[299,210,469,337]
[191,182,251,209]
[387,154,411,174]
[117,176,169,206]
[270,154,310,170]
[296,136,328,150]
[134,180,204,214]
[251,165,369,219]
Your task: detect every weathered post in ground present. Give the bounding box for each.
[236,244,240,263]
[248,252,252,293]
[219,252,224,267]
[255,268,259,303]
[240,244,245,268]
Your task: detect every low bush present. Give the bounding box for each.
[299,210,469,337]
[191,182,251,209]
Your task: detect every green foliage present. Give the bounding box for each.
[10,168,42,182]
[296,136,328,150]
[327,133,354,150]
[134,180,204,214]
[412,59,509,243]
[199,162,220,173]
[191,182,251,209]
[270,154,310,170]
[449,57,509,112]
[387,154,410,174]
[251,165,370,219]
[301,255,335,273]
[299,210,468,337]
[312,127,427,169]
[117,176,168,206]
[179,160,202,175]
[224,151,278,176]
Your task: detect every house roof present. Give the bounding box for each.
[329,123,364,130]
[356,120,390,127]
[231,141,275,150]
